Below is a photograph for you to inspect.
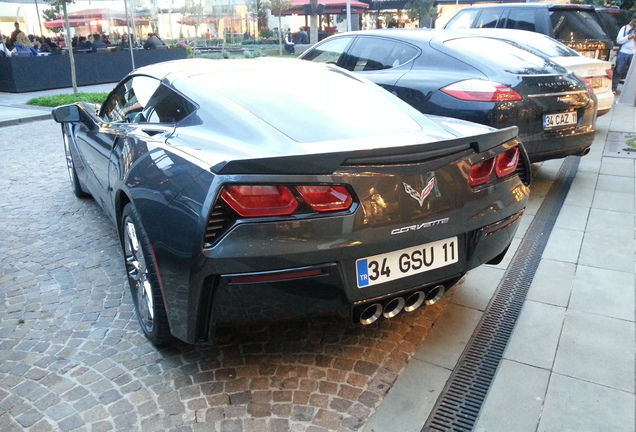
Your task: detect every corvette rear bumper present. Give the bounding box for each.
[184,210,523,344]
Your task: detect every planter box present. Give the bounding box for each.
[0,49,187,93]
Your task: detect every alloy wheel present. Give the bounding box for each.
[123,218,155,333]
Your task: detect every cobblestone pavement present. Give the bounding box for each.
[0,120,453,431]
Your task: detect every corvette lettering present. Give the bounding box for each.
[391,217,449,235]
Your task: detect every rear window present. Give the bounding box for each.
[192,67,424,142]
[510,35,579,58]
[444,37,564,75]
[597,8,631,41]
[550,10,608,40]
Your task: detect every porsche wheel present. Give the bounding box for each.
[121,204,172,346]
[63,132,90,198]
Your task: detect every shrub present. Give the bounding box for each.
[259,29,275,39]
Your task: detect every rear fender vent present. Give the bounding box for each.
[515,145,532,187]
[203,203,233,248]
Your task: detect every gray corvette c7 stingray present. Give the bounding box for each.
[53,58,530,345]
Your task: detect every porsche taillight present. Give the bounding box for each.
[469,147,520,187]
[220,184,353,217]
[441,79,522,102]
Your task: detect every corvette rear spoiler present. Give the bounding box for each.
[211,127,519,175]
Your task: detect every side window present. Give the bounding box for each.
[505,9,537,32]
[386,42,419,68]
[145,85,196,124]
[100,76,160,123]
[348,38,404,71]
[301,37,351,64]
[476,8,505,28]
[445,9,480,30]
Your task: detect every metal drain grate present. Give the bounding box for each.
[422,156,581,432]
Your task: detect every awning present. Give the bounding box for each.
[44,18,90,28]
[67,8,128,19]
[278,0,370,15]
[44,12,150,28]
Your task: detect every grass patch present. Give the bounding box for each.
[623,133,636,152]
[26,92,109,107]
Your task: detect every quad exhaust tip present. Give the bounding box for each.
[383,297,405,319]
[359,303,383,325]
[404,291,425,312]
[425,285,445,306]
[357,284,447,325]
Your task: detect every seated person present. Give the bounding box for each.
[33,37,51,54]
[143,33,166,49]
[0,32,11,57]
[78,36,92,51]
[284,31,295,55]
[118,33,130,50]
[43,37,60,54]
[90,34,108,52]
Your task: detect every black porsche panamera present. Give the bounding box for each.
[53,58,530,345]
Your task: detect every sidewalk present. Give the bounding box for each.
[365,102,635,432]
[0,86,633,432]
[0,83,115,127]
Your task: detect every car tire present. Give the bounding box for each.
[63,132,90,198]
[121,203,172,346]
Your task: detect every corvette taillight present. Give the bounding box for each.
[441,79,522,102]
[469,147,520,187]
[296,185,352,212]
[220,184,353,217]
[221,185,298,217]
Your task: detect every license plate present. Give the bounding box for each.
[543,112,577,129]
[591,77,603,88]
[356,237,458,288]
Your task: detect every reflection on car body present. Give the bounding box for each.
[299,29,598,163]
[458,28,614,116]
[53,58,530,345]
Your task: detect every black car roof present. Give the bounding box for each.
[327,28,483,44]
[459,3,595,10]
[133,57,342,83]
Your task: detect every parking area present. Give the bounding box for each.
[0,96,634,432]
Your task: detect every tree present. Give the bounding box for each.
[256,0,269,31]
[44,0,78,94]
[405,0,439,28]
[42,5,62,35]
[266,0,293,55]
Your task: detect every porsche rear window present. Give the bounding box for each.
[444,37,564,75]
[192,67,424,142]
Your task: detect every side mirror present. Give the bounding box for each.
[52,104,80,123]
